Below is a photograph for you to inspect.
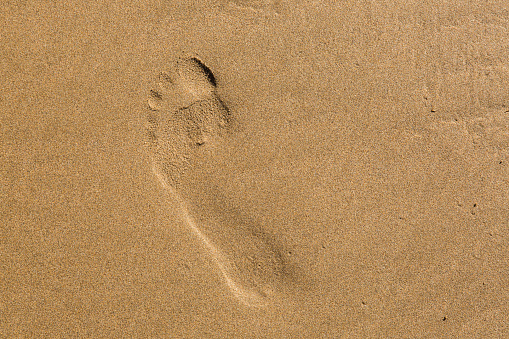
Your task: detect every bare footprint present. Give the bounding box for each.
[145,54,298,307]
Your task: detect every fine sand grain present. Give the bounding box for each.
[1,0,508,337]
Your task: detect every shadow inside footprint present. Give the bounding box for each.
[176,55,218,101]
[179,57,217,87]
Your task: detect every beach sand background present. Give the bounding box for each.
[1,0,508,337]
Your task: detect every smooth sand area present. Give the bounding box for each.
[1,1,508,337]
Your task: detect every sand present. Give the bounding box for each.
[1,0,508,337]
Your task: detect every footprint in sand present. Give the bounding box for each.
[145,53,298,307]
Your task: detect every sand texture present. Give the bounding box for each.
[1,0,509,337]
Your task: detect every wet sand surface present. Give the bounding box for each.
[1,1,509,337]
